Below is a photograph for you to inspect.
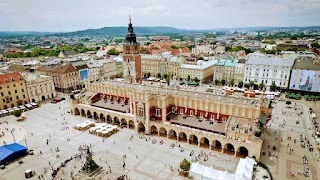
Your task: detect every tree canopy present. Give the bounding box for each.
[180,159,191,172]
[107,48,120,56]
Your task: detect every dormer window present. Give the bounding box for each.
[4,78,8,82]
[11,77,14,81]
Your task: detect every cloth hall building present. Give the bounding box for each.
[69,19,267,160]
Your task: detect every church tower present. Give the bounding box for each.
[122,17,141,83]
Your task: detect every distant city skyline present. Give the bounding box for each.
[1,0,320,32]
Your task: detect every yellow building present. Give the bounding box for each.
[0,72,29,110]
[141,54,163,77]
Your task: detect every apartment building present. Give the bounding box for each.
[37,63,80,93]
[179,60,216,84]
[213,59,237,85]
[22,73,56,103]
[244,56,294,90]
[0,72,29,110]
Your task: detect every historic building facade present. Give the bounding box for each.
[37,63,80,93]
[22,73,56,103]
[0,72,29,109]
[70,80,265,159]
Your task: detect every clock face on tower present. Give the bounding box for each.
[126,46,130,51]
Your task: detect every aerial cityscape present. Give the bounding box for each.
[0,1,320,180]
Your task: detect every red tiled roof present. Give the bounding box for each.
[0,72,25,85]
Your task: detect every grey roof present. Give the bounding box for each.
[100,80,261,107]
[71,60,89,70]
[170,115,226,134]
[246,56,294,67]
[292,59,320,71]
[61,50,77,57]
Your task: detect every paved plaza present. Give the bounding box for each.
[1,96,320,180]
[260,99,320,180]
[0,100,239,180]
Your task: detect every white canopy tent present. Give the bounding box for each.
[218,170,234,180]
[234,157,255,180]
[202,166,220,180]
[189,162,205,180]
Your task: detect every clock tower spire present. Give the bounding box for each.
[122,17,141,83]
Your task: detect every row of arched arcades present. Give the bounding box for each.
[73,107,249,158]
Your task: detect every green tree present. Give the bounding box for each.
[166,76,170,85]
[156,73,161,78]
[258,82,265,90]
[244,48,253,54]
[270,82,277,92]
[311,42,320,48]
[221,79,226,85]
[230,79,235,87]
[170,45,178,49]
[194,77,199,83]
[187,75,191,81]
[238,81,243,88]
[13,110,22,117]
[107,48,119,55]
[215,79,220,85]
[225,46,232,52]
[286,100,292,105]
[146,72,151,78]
[180,159,191,172]
[144,42,151,46]
[163,74,168,79]
[249,81,255,89]
[197,56,204,60]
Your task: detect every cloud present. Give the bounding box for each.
[0,0,319,31]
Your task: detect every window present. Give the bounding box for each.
[0,86,1,89]
[156,109,160,116]
[16,96,19,100]
[190,110,193,116]
[10,97,12,101]
[23,95,26,98]
[7,85,9,88]
[8,91,11,95]
[171,107,175,113]
[180,108,183,114]
[200,112,203,118]
[2,99,4,103]
[13,84,16,87]
[15,90,17,93]
[211,115,215,120]
[1,92,3,96]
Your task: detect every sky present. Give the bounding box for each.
[0,0,320,32]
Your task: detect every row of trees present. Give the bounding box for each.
[214,79,278,91]
[5,44,98,58]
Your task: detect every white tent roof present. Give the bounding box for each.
[189,162,205,180]
[235,157,255,180]
[218,170,234,180]
[234,172,251,180]
[203,166,221,180]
